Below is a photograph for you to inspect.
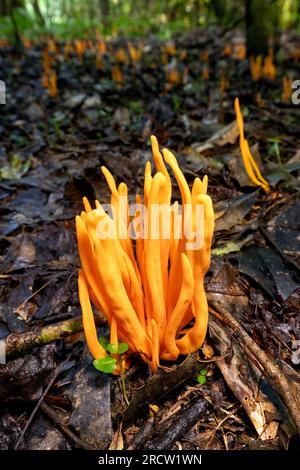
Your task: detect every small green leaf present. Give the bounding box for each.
[107,342,118,354]
[93,357,117,374]
[118,342,129,355]
[99,336,109,351]
[199,368,207,376]
[197,374,206,385]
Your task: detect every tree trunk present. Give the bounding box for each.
[32,0,45,26]
[0,0,7,15]
[211,0,228,21]
[245,0,278,57]
[193,0,201,27]
[10,6,22,48]
[0,0,24,15]
[98,0,110,29]
[88,0,96,22]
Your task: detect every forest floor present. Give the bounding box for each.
[0,27,300,450]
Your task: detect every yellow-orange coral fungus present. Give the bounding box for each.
[235,44,246,60]
[49,70,58,98]
[165,41,176,56]
[281,76,292,103]
[76,137,214,372]
[263,52,276,80]
[115,48,129,64]
[161,51,169,65]
[43,49,52,76]
[220,74,229,97]
[291,49,300,63]
[165,63,181,86]
[128,42,142,62]
[111,65,123,83]
[47,39,59,57]
[180,49,187,61]
[78,270,107,360]
[64,41,73,61]
[255,92,265,108]
[234,98,270,193]
[222,44,232,57]
[202,64,210,81]
[200,51,209,62]
[250,50,276,81]
[0,39,9,47]
[22,37,32,49]
[250,55,262,81]
[75,39,86,64]
[97,38,107,55]
[96,54,105,71]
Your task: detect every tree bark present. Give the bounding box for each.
[98,0,110,29]
[10,6,22,48]
[0,0,7,15]
[211,0,229,22]
[0,0,24,15]
[32,0,45,26]
[193,0,201,27]
[245,0,278,57]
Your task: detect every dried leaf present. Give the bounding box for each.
[109,423,124,450]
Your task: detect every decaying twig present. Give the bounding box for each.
[5,316,98,360]
[127,417,155,450]
[40,403,94,450]
[145,394,209,450]
[122,355,199,428]
[14,357,73,449]
[208,301,300,436]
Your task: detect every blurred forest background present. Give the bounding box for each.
[0,0,300,45]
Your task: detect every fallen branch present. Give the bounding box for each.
[14,357,73,449]
[5,316,84,360]
[127,417,155,450]
[41,402,94,450]
[208,300,300,436]
[145,394,209,450]
[122,355,199,428]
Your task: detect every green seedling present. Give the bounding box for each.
[197,367,207,385]
[93,337,130,404]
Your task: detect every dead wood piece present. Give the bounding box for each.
[41,403,93,450]
[122,355,199,428]
[209,317,285,440]
[127,417,155,450]
[5,316,84,360]
[14,356,74,449]
[208,299,300,436]
[145,395,209,450]
[0,344,56,402]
